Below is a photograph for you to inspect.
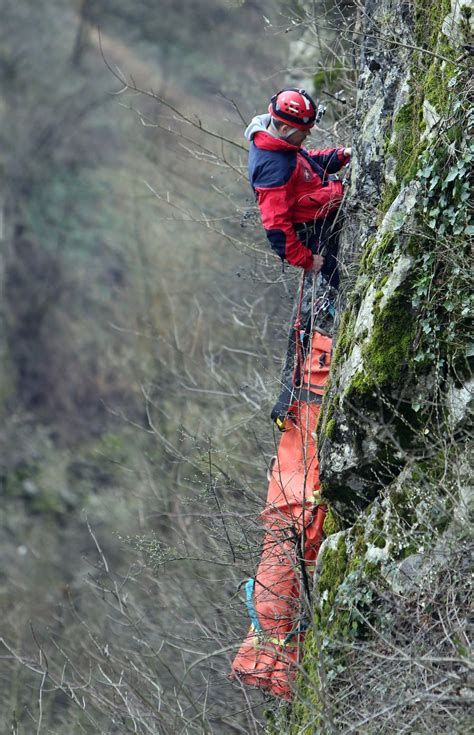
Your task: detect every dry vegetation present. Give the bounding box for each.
[0,0,471,733]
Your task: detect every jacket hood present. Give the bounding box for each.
[244,113,271,142]
[244,113,300,152]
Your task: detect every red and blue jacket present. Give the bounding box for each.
[245,114,350,270]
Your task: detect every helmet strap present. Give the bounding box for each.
[281,126,301,140]
[268,117,300,140]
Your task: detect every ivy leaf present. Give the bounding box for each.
[444,167,459,183]
[419,165,433,179]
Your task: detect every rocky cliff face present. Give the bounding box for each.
[319,0,472,511]
[271,0,473,731]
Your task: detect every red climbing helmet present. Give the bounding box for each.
[268,88,317,129]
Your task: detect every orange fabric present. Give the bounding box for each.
[231,334,332,698]
[253,525,301,636]
[301,332,332,396]
[263,402,321,519]
[304,504,327,563]
[230,628,302,700]
[230,506,326,699]
[262,332,332,519]
[251,506,328,636]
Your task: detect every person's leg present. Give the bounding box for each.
[312,212,343,289]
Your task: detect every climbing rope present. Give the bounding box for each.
[292,270,307,390]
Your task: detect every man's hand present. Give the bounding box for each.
[343,147,352,157]
[312,254,324,273]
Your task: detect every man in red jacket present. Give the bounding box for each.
[245,88,351,287]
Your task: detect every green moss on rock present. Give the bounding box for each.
[345,290,415,400]
[414,0,452,48]
[317,534,348,624]
[331,308,353,368]
[323,507,343,535]
[324,417,336,439]
[390,99,426,184]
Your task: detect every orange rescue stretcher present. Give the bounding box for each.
[230,332,332,699]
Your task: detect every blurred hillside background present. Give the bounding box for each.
[0,1,352,732]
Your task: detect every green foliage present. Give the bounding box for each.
[331,6,472,411]
[424,55,457,113]
[414,0,452,48]
[313,66,345,89]
[289,536,350,732]
[382,0,459,211]
[292,2,472,728]
[410,73,473,372]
